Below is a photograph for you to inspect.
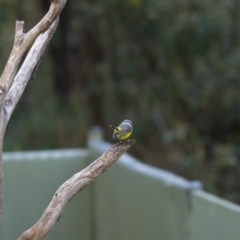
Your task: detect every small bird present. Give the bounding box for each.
[109,119,133,141]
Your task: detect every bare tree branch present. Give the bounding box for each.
[18,140,136,240]
[4,18,59,123]
[0,0,66,95]
[0,0,67,223]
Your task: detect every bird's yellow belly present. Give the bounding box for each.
[116,131,132,140]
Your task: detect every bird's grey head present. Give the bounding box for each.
[123,119,133,126]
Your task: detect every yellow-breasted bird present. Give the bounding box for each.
[109,119,133,141]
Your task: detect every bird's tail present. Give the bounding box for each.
[109,125,119,131]
[109,125,120,139]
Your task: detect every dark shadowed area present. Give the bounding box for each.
[1,0,240,203]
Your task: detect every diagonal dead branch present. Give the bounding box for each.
[4,18,59,123]
[18,140,136,240]
[0,0,67,224]
[0,0,66,100]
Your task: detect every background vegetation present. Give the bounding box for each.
[1,0,240,203]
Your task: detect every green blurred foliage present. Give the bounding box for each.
[1,0,240,203]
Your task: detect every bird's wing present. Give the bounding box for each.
[118,127,127,138]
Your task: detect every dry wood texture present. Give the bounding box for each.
[0,0,67,223]
[0,2,134,239]
[18,140,136,240]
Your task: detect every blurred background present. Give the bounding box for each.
[1,0,240,204]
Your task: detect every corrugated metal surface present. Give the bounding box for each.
[190,190,240,240]
[91,143,196,240]
[1,138,240,240]
[0,149,91,240]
